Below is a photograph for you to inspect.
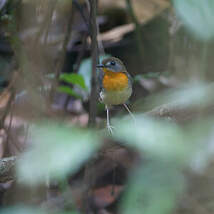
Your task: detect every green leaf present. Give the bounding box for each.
[121,162,185,214]
[0,206,79,214]
[113,115,193,165]
[58,86,82,99]
[0,207,47,214]
[173,0,214,40]
[60,73,87,90]
[144,83,214,111]
[113,112,214,169]
[17,123,101,185]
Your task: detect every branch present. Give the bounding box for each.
[88,0,99,127]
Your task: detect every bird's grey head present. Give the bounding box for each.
[97,57,126,72]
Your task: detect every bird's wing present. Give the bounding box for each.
[126,72,133,85]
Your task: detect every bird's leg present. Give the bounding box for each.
[123,104,136,124]
[106,105,114,134]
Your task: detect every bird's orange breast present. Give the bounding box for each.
[102,69,129,91]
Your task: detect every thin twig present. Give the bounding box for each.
[84,0,99,213]
[84,1,100,212]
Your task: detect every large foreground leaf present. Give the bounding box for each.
[17,123,101,185]
[173,0,214,40]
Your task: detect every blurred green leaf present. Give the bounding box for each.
[121,162,185,214]
[0,207,47,214]
[145,83,214,110]
[134,72,170,82]
[173,0,214,40]
[60,73,87,90]
[58,86,82,99]
[17,123,101,185]
[0,206,79,214]
[187,118,214,171]
[115,114,214,214]
[113,115,194,165]
[113,112,214,170]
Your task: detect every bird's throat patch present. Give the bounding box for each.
[102,69,128,91]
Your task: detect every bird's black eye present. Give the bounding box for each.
[110,61,116,66]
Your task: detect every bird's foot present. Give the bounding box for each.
[107,124,115,135]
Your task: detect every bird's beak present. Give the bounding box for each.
[96,64,105,68]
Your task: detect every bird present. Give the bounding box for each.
[96,57,134,134]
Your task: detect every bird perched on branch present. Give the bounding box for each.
[97,57,134,134]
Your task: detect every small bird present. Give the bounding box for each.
[97,57,134,133]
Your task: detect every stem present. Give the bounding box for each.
[88,0,99,127]
[84,1,99,213]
